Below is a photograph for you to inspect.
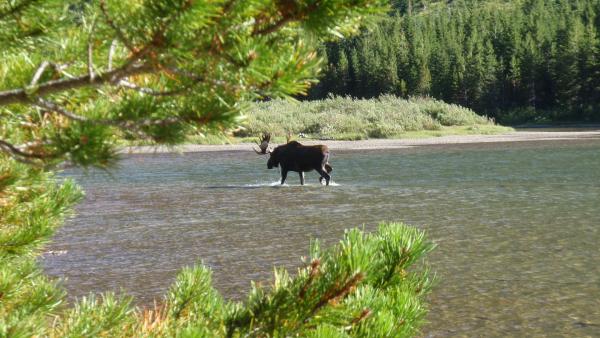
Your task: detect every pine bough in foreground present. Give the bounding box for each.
[55,224,434,337]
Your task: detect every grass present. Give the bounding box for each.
[237,95,502,138]
[234,95,511,142]
[121,95,512,146]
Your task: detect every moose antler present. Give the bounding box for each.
[253,132,272,154]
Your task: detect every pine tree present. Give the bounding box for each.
[311,0,600,123]
[577,21,600,120]
[335,50,352,95]
[519,33,539,112]
[553,13,584,118]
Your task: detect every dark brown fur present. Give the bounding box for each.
[267,141,332,185]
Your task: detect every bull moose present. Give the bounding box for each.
[254,133,332,186]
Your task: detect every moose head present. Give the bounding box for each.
[253,132,278,168]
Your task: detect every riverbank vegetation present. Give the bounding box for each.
[0,0,437,337]
[123,95,511,146]
[234,95,510,141]
[310,0,600,124]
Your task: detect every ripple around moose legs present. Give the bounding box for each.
[43,139,600,337]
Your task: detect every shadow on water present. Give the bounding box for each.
[43,139,600,337]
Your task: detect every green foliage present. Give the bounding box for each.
[0,0,388,167]
[163,265,227,335]
[0,257,65,337]
[53,294,137,338]
[0,159,82,257]
[131,222,433,337]
[0,157,82,337]
[311,0,600,123]
[237,95,496,139]
[224,223,434,337]
[1,1,436,338]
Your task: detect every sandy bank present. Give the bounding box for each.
[122,130,600,154]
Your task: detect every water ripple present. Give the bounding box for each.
[44,140,600,337]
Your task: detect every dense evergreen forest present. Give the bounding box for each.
[309,0,600,123]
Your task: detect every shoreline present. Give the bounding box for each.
[121,129,600,154]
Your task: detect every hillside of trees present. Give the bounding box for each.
[309,0,600,123]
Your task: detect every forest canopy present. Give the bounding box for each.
[310,0,600,123]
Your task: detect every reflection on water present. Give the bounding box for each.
[43,140,600,336]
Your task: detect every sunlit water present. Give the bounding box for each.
[43,139,600,336]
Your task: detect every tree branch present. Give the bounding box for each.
[125,116,181,127]
[0,139,50,162]
[0,0,38,21]
[88,18,98,82]
[29,61,50,87]
[118,80,184,96]
[252,16,293,36]
[304,272,364,323]
[164,66,203,81]
[252,2,321,36]
[88,42,96,82]
[35,97,181,129]
[349,308,372,326]
[0,63,151,107]
[34,98,96,124]
[299,259,320,299]
[164,66,231,88]
[99,0,136,53]
[1,0,199,107]
[108,39,117,71]
[29,62,76,88]
[0,139,36,157]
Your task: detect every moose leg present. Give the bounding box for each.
[280,169,288,185]
[320,163,332,185]
[299,172,305,185]
[316,167,330,186]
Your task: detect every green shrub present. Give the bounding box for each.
[237,95,495,139]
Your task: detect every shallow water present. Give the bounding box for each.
[44,139,600,336]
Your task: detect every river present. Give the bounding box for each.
[43,139,600,336]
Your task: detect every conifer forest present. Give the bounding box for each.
[310,0,600,123]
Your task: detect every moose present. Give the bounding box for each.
[254,133,332,186]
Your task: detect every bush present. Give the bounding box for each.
[237,95,495,139]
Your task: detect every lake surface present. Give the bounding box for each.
[43,139,600,337]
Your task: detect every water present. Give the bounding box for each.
[43,139,600,336]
